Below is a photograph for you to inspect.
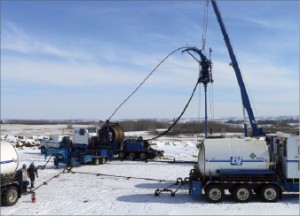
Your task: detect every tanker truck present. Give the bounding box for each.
[1,141,23,206]
[188,133,299,203]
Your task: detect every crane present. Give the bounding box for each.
[210,0,265,137]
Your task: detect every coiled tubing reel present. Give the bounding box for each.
[98,121,124,148]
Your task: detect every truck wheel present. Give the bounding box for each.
[119,152,126,160]
[233,185,252,203]
[139,153,147,160]
[259,185,280,202]
[3,186,19,206]
[128,153,135,161]
[205,184,224,203]
[41,147,46,154]
[99,158,105,164]
[94,158,100,165]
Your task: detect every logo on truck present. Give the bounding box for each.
[230,156,242,166]
[249,153,256,159]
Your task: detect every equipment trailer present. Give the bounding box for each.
[189,133,299,203]
[45,122,164,168]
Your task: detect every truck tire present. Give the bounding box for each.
[3,186,19,206]
[99,158,106,164]
[41,146,46,154]
[205,184,224,203]
[259,184,280,202]
[119,152,126,160]
[233,185,252,203]
[128,153,135,161]
[93,158,100,165]
[139,153,147,160]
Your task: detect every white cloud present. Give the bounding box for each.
[2,45,298,119]
[1,22,201,90]
[1,46,200,89]
[2,57,140,87]
[2,22,93,61]
[240,16,297,31]
[1,3,298,120]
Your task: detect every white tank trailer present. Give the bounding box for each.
[1,141,23,206]
[197,138,270,177]
[189,136,299,203]
[1,141,19,179]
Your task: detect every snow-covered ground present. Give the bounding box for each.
[1,124,299,215]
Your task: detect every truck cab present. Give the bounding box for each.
[73,127,97,146]
[40,134,70,154]
[266,132,299,192]
[119,137,164,160]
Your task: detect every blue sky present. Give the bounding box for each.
[1,0,299,121]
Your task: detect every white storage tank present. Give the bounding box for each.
[1,141,19,179]
[198,138,270,177]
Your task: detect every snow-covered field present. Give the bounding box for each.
[1,124,299,215]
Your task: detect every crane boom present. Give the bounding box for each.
[210,0,264,137]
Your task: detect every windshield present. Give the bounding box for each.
[87,127,97,133]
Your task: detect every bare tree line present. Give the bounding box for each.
[115,119,299,136]
[1,119,98,125]
[2,119,298,135]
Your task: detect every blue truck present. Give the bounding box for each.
[45,135,111,168]
[45,122,163,168]
[119,137,163,160]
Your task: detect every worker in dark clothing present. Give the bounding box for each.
[27,162,38,189]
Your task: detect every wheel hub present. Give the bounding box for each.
[209,189,221,200]
[237,188,250,200]
[264,188,276,200]
[9,190,17,202]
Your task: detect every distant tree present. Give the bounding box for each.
[66,124,73,129]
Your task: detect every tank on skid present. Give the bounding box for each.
[197,138,270,177]
[1,141,19,179]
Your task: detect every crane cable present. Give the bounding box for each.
[197,70,202,134]
[108,46,188,121]
[201,0,209,51]
[242,70,259,119]
[209,84,215,120]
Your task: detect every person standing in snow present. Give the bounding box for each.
[27,162,38,189]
